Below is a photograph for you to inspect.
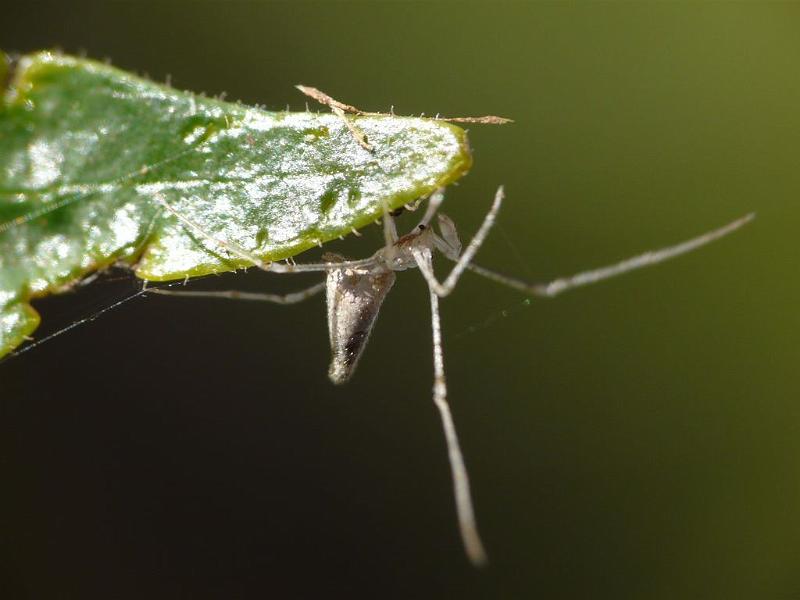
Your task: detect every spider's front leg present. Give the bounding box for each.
[464,212,756,298]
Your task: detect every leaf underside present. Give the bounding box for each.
[0,51,472,358]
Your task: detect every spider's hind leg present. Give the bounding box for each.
[147,281,326,304]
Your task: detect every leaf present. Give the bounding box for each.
[0,51,472,359]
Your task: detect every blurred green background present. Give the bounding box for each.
[3,2,799,598]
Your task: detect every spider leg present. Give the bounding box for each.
[466,212,755,297]
[381,198,399,251]
[418,188,447,228]
[418,248,488,566]
[147,281,326,304]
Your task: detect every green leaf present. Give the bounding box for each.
[0,51,472,358]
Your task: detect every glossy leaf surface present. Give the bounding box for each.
[0,52,471,358]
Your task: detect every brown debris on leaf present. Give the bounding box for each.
[296,85,366,116]
[331,104,373,152]
[296,85,374,151]
[440,115,514,125]
[295,85,512,150]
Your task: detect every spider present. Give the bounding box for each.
[151,187,752,566]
